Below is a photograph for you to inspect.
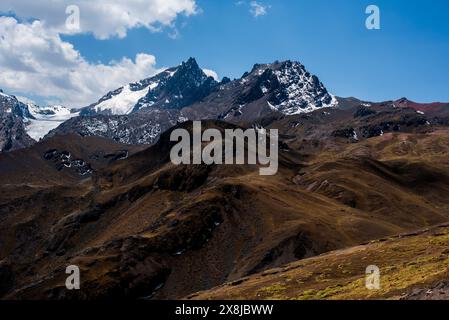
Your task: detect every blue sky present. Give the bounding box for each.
[1,0,448,106]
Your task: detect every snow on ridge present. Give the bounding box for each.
[269,62,338,115]
[165,69,177,78]
[0,91,15,101]
[94,84,152,115]
[91,65,183,116]
[267,101,277,111]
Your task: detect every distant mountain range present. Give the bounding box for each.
[1,58,448,151]
[45,58,338,145]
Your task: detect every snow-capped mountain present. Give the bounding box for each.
[183,60,338,122]
[48,58,339,145]
[82,57,219,115]
[264,60,337,114]
[22,103,78,141]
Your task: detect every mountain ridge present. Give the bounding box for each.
[2,58,449,153]
[45,58,339,146]
[81,57,220,116]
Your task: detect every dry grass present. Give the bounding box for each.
[190,225,449,300]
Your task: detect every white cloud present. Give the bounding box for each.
[250,1,269,17]
[202,69,219,81]
[0,0,198,40]
[0,17,163,108]
[0,1,200,107]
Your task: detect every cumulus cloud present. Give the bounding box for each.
[0,0,198,39]
[0,17,163,108]
[202,69,219,81]
[250,1,269,17]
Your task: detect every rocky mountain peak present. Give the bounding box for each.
[181,57,201,70]
[232,59,337,115]
[270,60,336,114]
[83,58,219,115]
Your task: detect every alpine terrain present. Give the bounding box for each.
[1,58,449,301]
[45,58,337,145]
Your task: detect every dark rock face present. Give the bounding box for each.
[359,114,430,138]
[354,106,377,118]
[332,127,357,139]
[0,264,14,298]
[150,58,218,110]
[237,68,280,105]
[0,115,34,152]
[0,92,35,152]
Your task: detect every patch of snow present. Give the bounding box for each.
[416,110,425,115]
[166,70,177,77]
[223,104,244,120]
[352,130,359,141]
[94,84,150,115]
[117,151,129,160]
[267,101,277,111]
[140,101,155,109]
[261,85,268,94]
[177,116,189,123]
[149,82,159,90]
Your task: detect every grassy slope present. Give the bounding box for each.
[189,223,449,300]
[187,130,449,300]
